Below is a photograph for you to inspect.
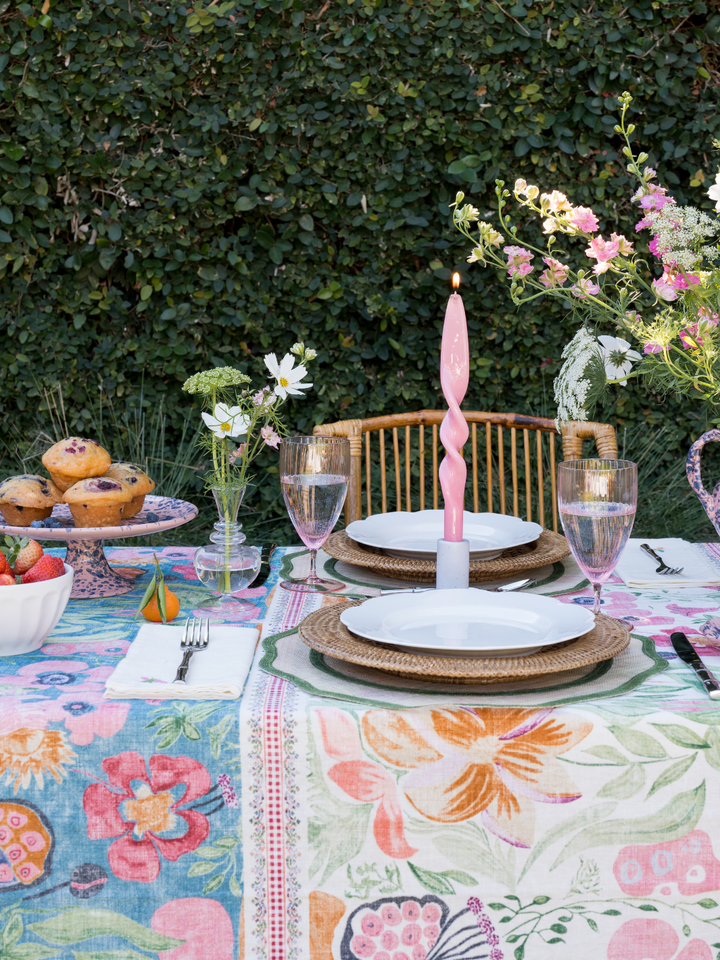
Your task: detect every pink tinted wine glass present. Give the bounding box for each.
[279,436,350,594]
[558,458,637,615]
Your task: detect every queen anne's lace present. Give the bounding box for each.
[553,328,599,425]
[646,205,718,272]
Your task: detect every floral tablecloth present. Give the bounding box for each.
[0,546,271,960]
[241,544,720,960]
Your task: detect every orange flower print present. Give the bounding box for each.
[362,707,592,848]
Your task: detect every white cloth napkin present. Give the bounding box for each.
[615,538,720,587]
[105,623,259,700]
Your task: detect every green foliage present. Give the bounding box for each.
[1,0,720,529]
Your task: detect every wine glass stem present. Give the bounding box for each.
[307,549,319,583]
[592,583,602,615]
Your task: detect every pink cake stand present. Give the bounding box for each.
[0,495,198,599]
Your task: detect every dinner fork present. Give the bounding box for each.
[173,618,210,684]
[640,543,684,576]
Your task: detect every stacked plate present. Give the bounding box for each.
[347,510,542,561]
[339,589,595,659]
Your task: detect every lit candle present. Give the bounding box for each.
[439,272,469,542]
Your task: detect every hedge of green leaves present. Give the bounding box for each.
[1,0,719,515]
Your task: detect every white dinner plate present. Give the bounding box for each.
[346,510,543,560]
[339,589,594,657]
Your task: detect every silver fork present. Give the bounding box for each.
[173,618,210,684]
[640,543,684,576]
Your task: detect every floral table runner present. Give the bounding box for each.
[0,546,273,960]
[242,545,720,960]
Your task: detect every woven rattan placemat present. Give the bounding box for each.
[298,604,629,684]
[324,528,570,583]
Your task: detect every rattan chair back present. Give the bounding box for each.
[312,410,617,532]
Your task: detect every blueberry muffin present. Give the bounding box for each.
[63,477,132,528]
[102,462,155,519]
[41,438,111,492]
[0,475,64,525]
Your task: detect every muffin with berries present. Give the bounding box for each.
[0,475,64,526]
[103,462,155,519]
[63,477,132,527]
[41,438,111,492]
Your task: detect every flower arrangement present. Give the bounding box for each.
[452,91,720,424]
[182,342,315,500]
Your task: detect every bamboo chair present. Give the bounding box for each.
[312,411,617,533]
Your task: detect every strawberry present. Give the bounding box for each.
[21,555,63,584]
[0,554,11,577]
[0,574,15,586]
[13,540,43,575]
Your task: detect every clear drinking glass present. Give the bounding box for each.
[279,436,350,593]
[558,458,637,615]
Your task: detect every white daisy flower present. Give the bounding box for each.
[201,403,251,440]
[597,335,641,386]
[708,172,720,213]
[264,352,313,400]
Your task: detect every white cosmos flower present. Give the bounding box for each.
[597,335,641,386]
[708,172,720,213]
[201,403,251,440]
[264,352,313,400]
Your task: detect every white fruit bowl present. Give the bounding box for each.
[0,564,73,655]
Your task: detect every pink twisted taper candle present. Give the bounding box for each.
[439,276,469,542]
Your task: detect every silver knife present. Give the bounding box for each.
[670,632,720,700]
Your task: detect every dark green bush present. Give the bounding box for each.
[1,0,719,534]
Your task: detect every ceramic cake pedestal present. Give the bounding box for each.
[0,495,198,599]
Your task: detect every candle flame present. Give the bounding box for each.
[452,272,461,290]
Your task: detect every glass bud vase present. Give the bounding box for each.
[193,484,261,598]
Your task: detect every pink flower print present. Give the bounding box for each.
[401,902,421,922]
[401,924,421,946]
[381,930,400,950]
[423,925,439,943]
[585,235,620,272]
[20,831,45,852]
[375,954,391,960]
[381,905,402,927]
[568,205,599,234]
[172,563,200,581]
[571,277,600,299]
[352,936,377,958]
[362,914,384,937]
[15,863,41,883]
[43,640,131,657]
[412,948,427,960]
[539,256,569,288]
[316,708,418,860]
[217,773,238,809]
[607,919,711,960]
[0,661,112,694]
[652,277,678,301]
[614,831,720,897]
[83,751,213,883]
[152,897,234,960]
[503,246,534,278]
[0,864,12,883]
[42,693,129,747]
[5,844,25,865]
[391,953,410,960]
[422,904,441,924]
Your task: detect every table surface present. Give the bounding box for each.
[2,544,720,960]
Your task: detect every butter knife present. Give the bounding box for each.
[254,543,277,588]
[670,632,720,700]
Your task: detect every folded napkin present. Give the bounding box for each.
[615,538,720,587]
[105,623,259,700]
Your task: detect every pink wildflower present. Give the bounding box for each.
[680,324,707,349]
[228,443,247,465]
[639,191,672,212]
[541,190,572,213]
[585,235,620,274]
[539,256,569,288]
[503,245,534,278]
[611,233,634,256]
[252,391,265,406]
[635,217,655,232]
[651,278,678,302]
[699,306,720,323]
[261,425,281,449]
[571,277,601,299]
[568,206,599,234]
[643,343,663,354]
